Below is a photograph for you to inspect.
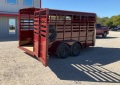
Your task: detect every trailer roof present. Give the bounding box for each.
[46,8,96,16]
[20,7,96,16]
[19,7,39,11]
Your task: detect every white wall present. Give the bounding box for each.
[0,0,40,12]
[0,0,40,38]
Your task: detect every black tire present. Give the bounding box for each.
[48,26,57,42]
[70,42,81,56]
[57,43,70,59]
[102,32,107,38]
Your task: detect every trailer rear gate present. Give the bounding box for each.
[18,8,96,66]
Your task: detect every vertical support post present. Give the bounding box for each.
[38,11,41,58]
[78,16,81,42]
[63,15,66,41]
[55,14,57,30]
[85,16,88,47]
[71,15,73,40]
[93,16,96,46]
[18,11,21,46]
[46,9,49,64]
[28,14,31,31]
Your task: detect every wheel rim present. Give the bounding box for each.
[60,48,69,58]
[73,45,80,55]
[71,43,81,56]
[57,43,70,58]
[104,33,106,35]
[104,32,107,37]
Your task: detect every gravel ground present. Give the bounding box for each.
[0,31,120,85]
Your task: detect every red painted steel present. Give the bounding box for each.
[18,8,96,66]
[18,8,39,46]
[34,9,48,66]
[0,13,18,17]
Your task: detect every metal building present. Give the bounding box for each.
[0,0,40,38]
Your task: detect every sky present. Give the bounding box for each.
[42,0,120,18]
[9,19,15,26]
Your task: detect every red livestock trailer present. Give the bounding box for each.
[18,8,96,66]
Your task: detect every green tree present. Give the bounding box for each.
[97,17,109,26]
[112,15,120,26]
[104,18,113,27]
[97,14,120,27]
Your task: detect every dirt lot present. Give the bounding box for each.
[0,31,120,85]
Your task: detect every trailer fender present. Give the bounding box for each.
[48,41,63,53]
[77,42,83,49]
[48,41,70,53]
